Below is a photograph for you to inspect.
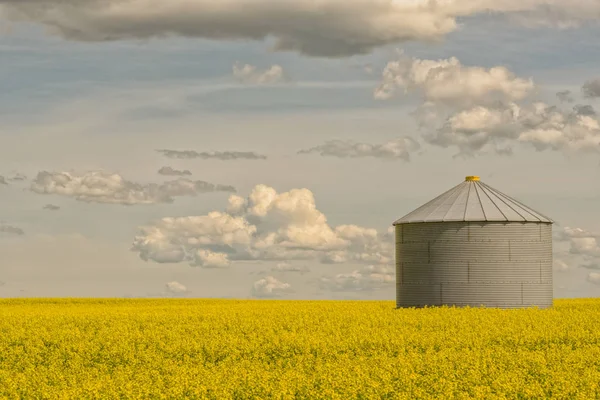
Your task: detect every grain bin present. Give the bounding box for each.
[393,176,553,309]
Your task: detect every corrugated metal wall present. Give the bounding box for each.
[395,222,553,308]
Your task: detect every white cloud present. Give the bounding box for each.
[233,63,285,85]
[555,226,600,241]
[30,171,236,205]
[165,281,188,294]
[553,226,600,265]
[1,1,599,57]
[194,249,231,268]
[369,54,600,157]
[269,262,310,274]
[426,103,520,155]
[375,55,534,106]
[422,101,600,156]
[570,238,600,258]
[251,276,292,298]
[319,264,394,292]
[298,137,420,161]
[131,184,393,267]
[553,259,570,271]
[587,272,600,285]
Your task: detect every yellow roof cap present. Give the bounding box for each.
[465,176,480,181]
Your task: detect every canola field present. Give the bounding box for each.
[1,299,600,399]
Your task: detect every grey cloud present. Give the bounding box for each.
[256,263,311,275]
[157,149,267,160]
[157,166,192,176]
[298,137,420,161]
[1,1,599,57]
[9,173,27,181]
[583,79,600,98]
[573,104,596,116]
[0,224,24,235]
[581,262,600,270]
[43,204,60,211]
[0,176,7,185]
[30,170,235,205]
[556,90,574,103]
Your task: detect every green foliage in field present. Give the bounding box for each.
[1,298,600,399]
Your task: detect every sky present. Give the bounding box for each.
[1,0,600,299]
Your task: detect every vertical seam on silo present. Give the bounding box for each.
[476,182,506,221]
[481,181,548,222]
[467,261,470,282]
[472,183,487,220]
[480,181,526,221]
[540,260,542,282]
[428,241,431,263]
[424,184,465,222]
[440,283,443,304]
[508,241,511,261]
[464,181,472,221]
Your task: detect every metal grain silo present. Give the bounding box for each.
[394,176,553,309]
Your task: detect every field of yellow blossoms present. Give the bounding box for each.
[1,298,600,399]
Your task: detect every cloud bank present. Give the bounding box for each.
[131,184,393,268]
[157,149,267,160]
[157,166,192,177]
[1,1,599,57]
[31,171,235,205]
[298,137,420,161]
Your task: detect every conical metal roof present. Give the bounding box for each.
[393,176,553,225]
